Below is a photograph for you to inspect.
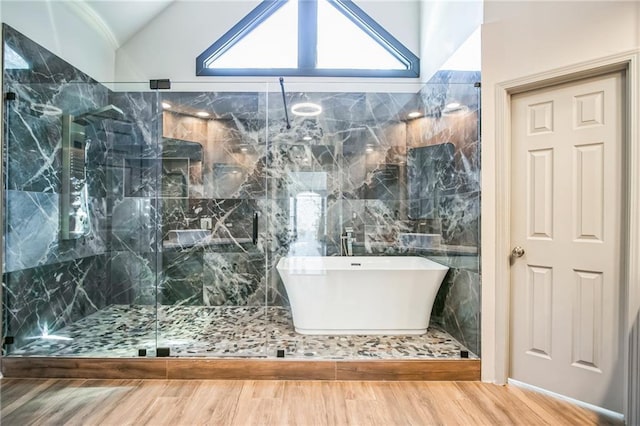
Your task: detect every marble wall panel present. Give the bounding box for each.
[162,248,204,305]
[4,26,110,194]
[111,197,158,253]
[2,26,114,351]
[429,254,481,356]
[202,251,265,306]
[109,251,157,305]
[3,254,108,350]
[4,190,108,273]
[156,83,480,330]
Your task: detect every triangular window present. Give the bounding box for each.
[207,1,298,69]
[196,0,419,77]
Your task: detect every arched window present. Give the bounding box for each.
[196,0,419,78]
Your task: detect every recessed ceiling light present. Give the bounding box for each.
[442,102,469,116]
[162,102,172,109]
[407,111,422,119]
[196,111,210,117]
[291,102,322,117]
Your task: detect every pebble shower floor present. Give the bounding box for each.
[9,305,477,359]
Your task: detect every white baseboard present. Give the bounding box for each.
[507,378,625,423]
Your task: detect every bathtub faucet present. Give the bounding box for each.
[341,227,354,256]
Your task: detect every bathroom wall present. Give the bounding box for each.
[115,1,420,83]
[0,1,116,83]
[419,1,482,81]
[2,25,111,349]
[481,1,640,379]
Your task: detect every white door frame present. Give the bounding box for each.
[492,50,640,421]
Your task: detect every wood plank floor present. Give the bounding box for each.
[1,358,480,381]
[0,378,621,425]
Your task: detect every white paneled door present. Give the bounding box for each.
[510,72,624,413]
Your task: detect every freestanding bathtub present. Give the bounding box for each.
[276,256,449,335]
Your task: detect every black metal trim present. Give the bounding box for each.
[156,347,170,357]
[252,212,259,245]
[149,79,171,90]
[279,77,291,129]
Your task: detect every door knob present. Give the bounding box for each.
[511,246,525,258]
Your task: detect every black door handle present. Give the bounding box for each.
[252,212,258,245]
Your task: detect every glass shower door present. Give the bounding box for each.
[1,76,161,357]
[154,83,269,357]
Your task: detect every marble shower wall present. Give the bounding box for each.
[157,78,481,357]
[2,27,164,350]
[2,24,481,356]
[106,90,161,306]
[156,91,421,306]
[406,71,481,355]
[2,25,112,349]
[158,94,267,306]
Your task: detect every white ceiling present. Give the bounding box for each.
[76,0,176,47]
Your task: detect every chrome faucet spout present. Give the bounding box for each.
[342,227,354,256]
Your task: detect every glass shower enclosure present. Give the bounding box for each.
[1,25,481,360]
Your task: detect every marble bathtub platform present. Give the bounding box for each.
[9,305,477,360]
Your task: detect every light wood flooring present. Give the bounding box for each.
[0,378,621,425]
[1,358,480,381]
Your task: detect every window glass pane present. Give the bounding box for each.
[316,0,406,70]
[208,0,298,69]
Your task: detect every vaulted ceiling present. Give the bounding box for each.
[75,0,175,48]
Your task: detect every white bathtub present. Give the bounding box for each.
[276,256,449,335]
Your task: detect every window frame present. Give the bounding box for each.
[195,0,420,78]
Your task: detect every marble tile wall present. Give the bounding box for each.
[2,25,481,356]
[106,90,162,307]
[2,25,113,350]
[157,77,481,356]
[406,71,481,355]
[2,27,165,351]
[4,255,108,349]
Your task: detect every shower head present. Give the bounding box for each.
[74,104,126,125]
